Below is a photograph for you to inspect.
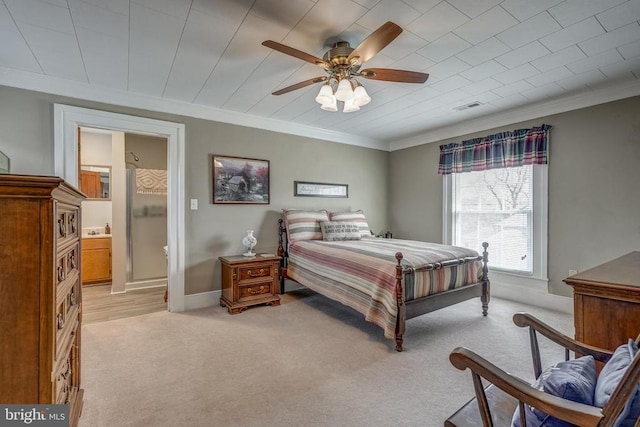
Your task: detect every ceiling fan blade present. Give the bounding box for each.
[347,21,403,65]
[272,76,328,95]
[359,68,429,83]
[262,40,329,68]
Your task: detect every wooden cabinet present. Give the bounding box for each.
[82,237,112,285]
[564,252,640,353]
[79,170,101,198]
[0,175,85,426]
[219,254,281,314]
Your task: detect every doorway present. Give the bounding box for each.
[53,104,186,312]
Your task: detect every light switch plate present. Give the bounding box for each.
[190,199,198,210]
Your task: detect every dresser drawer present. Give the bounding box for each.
[237,264,274,283]
[57,242,80,289]
[54,331,80,405]
[56,303,79,363]
[56,204,79,247]
[238,282,273,301]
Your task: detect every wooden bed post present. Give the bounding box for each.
[277,219,286,294]
[481,242,490,316]
[394,252,405,352]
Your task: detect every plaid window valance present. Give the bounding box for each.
[438,124,551,175]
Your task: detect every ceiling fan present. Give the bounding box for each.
[262,21,429,112]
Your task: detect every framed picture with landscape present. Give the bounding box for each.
[212,155,270,204]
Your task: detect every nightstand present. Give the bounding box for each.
[219,254,281,314]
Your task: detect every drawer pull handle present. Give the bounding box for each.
[58,219,66,237]
[248,286,265,295]
[57,266,65,282]
[70,291,76,306]
[69,254,76,269]
[61,359,72,379]
[57,313,65,330]
[247,269,266,278]
[68,215,76,233]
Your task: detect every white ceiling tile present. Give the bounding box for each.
[491,79,535,97]
[462,78,503,95]
[549,0,627,28]
[493,63,540,84]
[487,92,528,109]
[466,90,502,104]
[520,82,564,100]
[390,52,434,71]
[79,0,130,15]
[131,0,191,19]
[380,30,429,61]
[618,39,640,60]
[191,0,253,20]
[417,32,471,62]
[499,0,564,21]
[432,88,471,105]
[599,56,640,79]
[429,75,472,92]
[566,48,624,74]
[455,37,510,66]
[68,0,129,38]
[352,0,383,8]
[356,0,421,30]
[446,0,503,19]
[579,22,640,56]
[405,85,444,102]
[0,3,17,30]
[83,49,128,90]
[453,6,518,44]
[597,1,640,31]
[4,0,74,34]
[539,17,606,52]
[0,29,42,72]
[400,0,440,14]
[407,2,469,42]
[162,11,239,103]
[495,41,550,69]
[496,12,562,49]
[425,56,471,80]
[460,60,507,82]
[555,69,605,90]
[525,66,575,87]
[531,45,587,72]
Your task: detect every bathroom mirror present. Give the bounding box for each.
[80,165,111,200]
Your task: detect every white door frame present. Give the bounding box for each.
[54,104,186,312]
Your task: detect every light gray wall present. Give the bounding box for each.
[390,96,640,297]
[0,85,388,295]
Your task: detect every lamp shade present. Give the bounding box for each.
[343,97,360,113]
[320,94,338,111]
[315,84,334,105]
[334,79,354,102]
[353,84,371,107]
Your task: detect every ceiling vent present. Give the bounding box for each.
[453,101,482,111]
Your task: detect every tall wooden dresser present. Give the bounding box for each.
[0,175,85,426]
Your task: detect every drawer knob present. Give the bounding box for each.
[57,266,65,282]
[248,285,265,295]
[248,269,266,278]
[57,313,65,330]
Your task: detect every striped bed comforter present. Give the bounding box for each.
[287,238,481,339]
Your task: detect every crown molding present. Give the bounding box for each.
[0,66,387,151]
[390,79,640,151]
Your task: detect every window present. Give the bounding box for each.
[444,164,547,285]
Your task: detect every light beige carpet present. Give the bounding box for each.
[79,290,573,427]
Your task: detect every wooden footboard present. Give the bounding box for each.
[277,219,490,352]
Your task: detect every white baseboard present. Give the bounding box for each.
[125,278,167,292]
[183,290,221,311]
[491,281,573,314]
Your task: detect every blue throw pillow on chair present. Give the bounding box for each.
[594,339,640,427]
[512,355,597,427]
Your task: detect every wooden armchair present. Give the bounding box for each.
[445,312,640,427]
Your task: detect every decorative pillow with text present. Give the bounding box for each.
[320,221,362,241]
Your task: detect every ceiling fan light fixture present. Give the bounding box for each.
[353,84,371,107]
[315,83,334,105]
[320,95,338,112]
[335,78,354,102]
[343,98,360,113]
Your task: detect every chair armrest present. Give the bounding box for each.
[450,347,604,426]
[513,312,614,363]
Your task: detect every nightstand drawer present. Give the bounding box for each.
[238,282,272,301]
[237,264,274,283]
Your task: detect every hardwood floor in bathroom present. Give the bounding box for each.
[82,284,167,324]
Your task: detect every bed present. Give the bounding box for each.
[277,209,490,352]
